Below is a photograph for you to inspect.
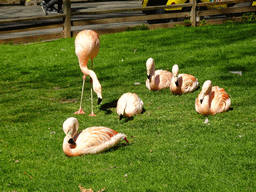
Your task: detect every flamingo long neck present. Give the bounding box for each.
[171,76,181,94]
[149,66,156,89]
[200,92,211,115]
[63,136,80,157]
[80,65,101,96]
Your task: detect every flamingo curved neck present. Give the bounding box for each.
[63,136,80,157]
[200,93,211,115]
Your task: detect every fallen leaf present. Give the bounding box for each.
[79,185,93,192]
[79,185,105,192]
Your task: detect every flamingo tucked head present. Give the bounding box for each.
[172,64,179,86]
[93,82,102,105]
[146,58,155,80]
[199,80,212,104]
[63,117,79,139]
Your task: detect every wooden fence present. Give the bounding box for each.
[0,0,255,44]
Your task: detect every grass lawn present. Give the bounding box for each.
[1,22,256,191]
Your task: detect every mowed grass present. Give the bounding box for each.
[1,22,256,191]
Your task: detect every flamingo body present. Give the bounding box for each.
[195,80,231,116]
[146,58,172,91]
[63,117,128,157]
[170,64,199,95]
[117,93,144,119]
[75,30,102,104]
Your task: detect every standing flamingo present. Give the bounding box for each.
[63,117,129,157]
[195,80,231,116]
[116,92,144,120]
[170,64,199,95]
[74,30,102,116]
[146,58,173,91]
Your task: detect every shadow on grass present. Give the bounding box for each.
[100,99,118,114]
[102,142,130,154]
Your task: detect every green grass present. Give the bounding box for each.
[1,22,256,191]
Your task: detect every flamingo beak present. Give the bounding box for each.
[119,114,124,120]
[147,75,150,79]
[175,81,179,87]
[200,99,203,104]
[98,98,102,105]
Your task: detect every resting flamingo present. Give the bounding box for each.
[170,64,199,95]
[146,58,173,91]
[195,80,231,116]
[63,117,129,157]
[117,92,144,120]
[74,30,102,116]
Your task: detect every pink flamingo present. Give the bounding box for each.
[146,58,173,91]
[63,117,129,157]
[170,64,199,95]
[195,80,231,116]
[74,30,102,116]
[116,92,144,120]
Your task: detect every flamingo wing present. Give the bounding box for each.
[181,74,199,93]
[76,127,127,154]
[155,70,172,90]
[210,86,231,115]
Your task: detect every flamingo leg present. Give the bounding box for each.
[89,59,96,116]
[74,75,86,114]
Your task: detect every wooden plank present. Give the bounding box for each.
[72,12,190,26]
[0,32,64,45]
[197,0,253,7]
[190,0,196,26]
[71,3,193,16]
[0,15,65,24]
[0,23,63,35]
[72,21,185,37]
[198,6,256,16]
[63,0,71,38]
[197,16,243,25]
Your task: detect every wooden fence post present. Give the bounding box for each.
[190,0,196,26]
[63,0,71,38]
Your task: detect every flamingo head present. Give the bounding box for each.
[63,117,79,138]
[93,82,102,105]
[172,64,179,77]
[146,58,155,80]
[199,80,212,104]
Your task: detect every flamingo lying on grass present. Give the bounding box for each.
[116,93,144,120]
[170,64,199,95]
[195,80,231,116]
[146,58,173,91]
[63,117,129,157]
[74,30,102,116]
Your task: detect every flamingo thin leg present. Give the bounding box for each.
[74,75,86,114]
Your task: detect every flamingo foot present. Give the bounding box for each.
[89,111,96,117]
[74,107,85,114]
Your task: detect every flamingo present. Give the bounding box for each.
[195,80,231,116]
[170,64,199,95]
[116,92,144,120]
[74,30,102,116]
[146,58,173,91]
[63,117,129,157]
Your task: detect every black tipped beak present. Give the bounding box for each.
[68,138,76,145]
[147,75,150,79]
[98,98,102,105]
[119,114,124,120]
[175,81,179,87]
[200,99,203,104]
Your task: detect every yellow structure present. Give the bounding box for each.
[142,0,187,11]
